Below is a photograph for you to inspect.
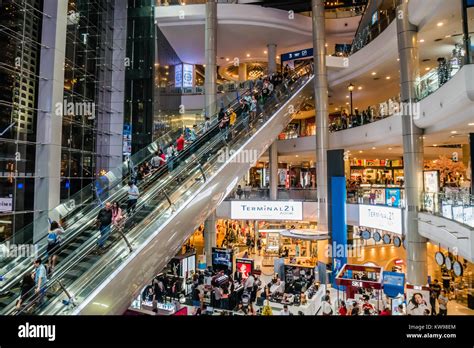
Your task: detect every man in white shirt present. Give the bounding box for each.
[280,304,290,316]
[127,181,139,214]
[244,273,255,292]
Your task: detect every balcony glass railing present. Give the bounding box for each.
[226,188,318,201]
[422,191,474,228]
[350,7,396,55]
[330,94,402,132]
[415,44,466,100]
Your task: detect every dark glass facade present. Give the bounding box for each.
[0,0,43,240]
[60,0,115,200]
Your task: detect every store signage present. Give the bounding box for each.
[280,48,313,62]
[383,271,405,298]
[359,205,402,235]
[182,64,194,88]
[423,170,439,193]
[0,197,13,212]
[351,280,363,287]
[230,201,303,221]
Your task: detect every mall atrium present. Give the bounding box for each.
[0,0,473,326]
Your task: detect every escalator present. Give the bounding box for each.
[0,84,252,313]
[3,65,315,315]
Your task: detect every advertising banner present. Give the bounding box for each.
[231,201,303,221]
[423,170,439,193]
[406,288,432,315]
[385,188,401,207]
[211,247,233,272]
[174,64,183,87]
[182,64,194,88]
[359,205,403,235]
[122,123,132,157]
[373,188,385,205]
[235,258,254,279]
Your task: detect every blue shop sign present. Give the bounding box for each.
[281,48,313,62]
[383,271,405,298]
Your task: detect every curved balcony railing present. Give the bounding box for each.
[350,6,396,55]
[422,191,474,228]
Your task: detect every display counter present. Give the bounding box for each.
[260,293,318,315]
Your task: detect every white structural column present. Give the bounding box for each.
[267,43,278,200]
[204,211,217,266]
[267,43,277,74]
[238,63,247,82]
[33,0,68,242]
[396,0,427,285]
[269,142,278,200]
[204,0,217,117]
[311,0,329,233]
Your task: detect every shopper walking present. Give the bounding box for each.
[96,202,113,250]
[338,300,347,316]
[33,258,48,305]
[126,181,139,214]
[438,290,449,316]
[46,221,64,275]
[111,202,124,231]
[321,295,333,316]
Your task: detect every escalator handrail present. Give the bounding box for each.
[23,67,314,315]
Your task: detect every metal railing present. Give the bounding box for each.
[226,188,318,201]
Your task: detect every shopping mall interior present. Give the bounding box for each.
[0,0,473,321]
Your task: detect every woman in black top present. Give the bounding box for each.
[16,272,35,310]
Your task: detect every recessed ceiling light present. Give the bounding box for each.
[246,53,250,57]
[371,72,377,76]
[346,102,349,105]
[225,58,229,61]
[469,123,474,126]
[359,151,363,153]
[358,86,362,90]
[372,147,376,150]
[388,147,392,150]
[295,155,299,158]
[346,95,349,98]
[450,130,457,134]
[445,35,451,38]
[264,50,267,54]
[425,67,430,71]
[433,144,437,147]
[397,58,400,61]
[437,22,443,27]
[386,76,391,80]
[335,108,339,111]
[419,39,425,43]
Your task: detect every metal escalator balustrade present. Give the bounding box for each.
[0,88,253,314]
[10,63,314,315]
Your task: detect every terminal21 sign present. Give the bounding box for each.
[358,205,403,235]
[230,201,303,221]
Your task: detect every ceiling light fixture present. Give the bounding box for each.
[358,86,362,90]
[469,123,474,126]
[386,76,391,80]
[450,130,457,134]
[246,53,250,57]
[371,72,376,76]
[437,22,443,27]
[419,39,425,43]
